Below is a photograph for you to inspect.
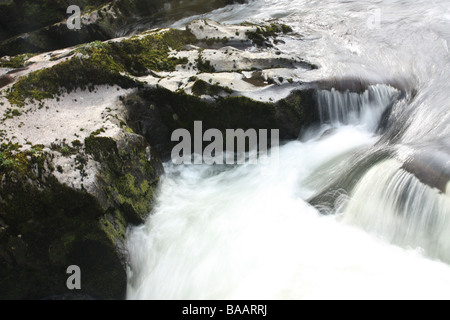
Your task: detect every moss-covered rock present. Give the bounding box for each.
[0,176,125,299]
[124,87,319,159]
[0,54,37,69]
[0,145,124,299]
[0,0,245,57]
[0,0,110,43]
[245,23,293,47]
[196,52,216,73]
[5,29,197,106]
[0,131,162,299]
[85,133,162,224]
[191,79,232,96]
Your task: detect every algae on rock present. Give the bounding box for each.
[124,87,319,159]
[0,131,163,299]
[6,29,197,106]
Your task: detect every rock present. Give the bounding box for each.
[0,136,161,299]
[0,0,246,57]
[0,74,14,88]
[0,87,163,298]
[124,87,318,159]
[309,143,450,215]
[0,0,109,42]
[401,147,450,194]
[308,148,394,213]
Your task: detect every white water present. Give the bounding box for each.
[127,0,450,299]
[127,126,450,300]
[343,159,450,264]
[317,85,399,131]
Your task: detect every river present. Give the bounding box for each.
[126,0,450,299]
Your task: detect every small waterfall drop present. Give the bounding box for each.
[317,85,400,132]
[341,159,450,263]
[126,0,450,300]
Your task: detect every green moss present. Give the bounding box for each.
[30,145,44,153]
[0,170,126,299]
[192,79,208,96]
[60,146,70,157]
[71,140,83,148]
[113,174,155,218]
[246,29,266,47]
[0,134,133,301]
[224,86,233,94]
[78,28,195,76]
[245,23,292,47]
[3,108,23,119]
[0,53,36,68]
[100,210,127,245]
[203,36,229,46]
[0,142,47,175]
[6,57,138,106]
[91,128,106,136]
[85,136,118,163]
[6,28,198,106]
[50,142,77,157]
[196,53,215,73]
[85,135,160,223]
[133,87,318,158]
[0,130,163,300]
[192,79,230,96]
[240,21,257,27]
[281,24,293,34]
[0,151,14,169]
[75,153,87,172]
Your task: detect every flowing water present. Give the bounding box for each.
[126,0,450,299]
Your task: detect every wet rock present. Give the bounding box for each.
[401,147,450,194]
[0,0,246,57]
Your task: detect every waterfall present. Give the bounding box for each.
[341,159,450,263]
[127,134,450,300]
[317,85,400,132]
[126,0,450,300]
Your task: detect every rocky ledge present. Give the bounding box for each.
[0,18,385,299]
[0,0,244,57]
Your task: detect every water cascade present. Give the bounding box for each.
[126,0,450,299]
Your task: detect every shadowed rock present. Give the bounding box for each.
[0,74,14,88]
[0,0,246,57]
[402,147,450,194]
